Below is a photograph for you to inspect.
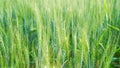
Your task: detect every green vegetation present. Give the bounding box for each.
[0,0,120,68]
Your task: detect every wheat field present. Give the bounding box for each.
[0,0,120,68]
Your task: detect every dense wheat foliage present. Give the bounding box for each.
[0,0,120,68]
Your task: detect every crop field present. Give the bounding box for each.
[0,0,120,68]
